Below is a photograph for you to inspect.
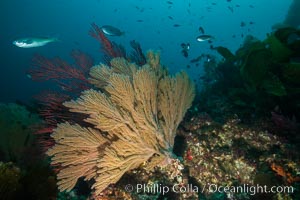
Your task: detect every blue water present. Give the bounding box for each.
[0,0,292,103]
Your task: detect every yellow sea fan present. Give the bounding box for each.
[48,51,195,195]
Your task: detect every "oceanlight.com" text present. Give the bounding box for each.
[124,183,295,196]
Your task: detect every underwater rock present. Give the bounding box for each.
[0,162,21,199]
[181,115,300,199]
[284,0,300,28]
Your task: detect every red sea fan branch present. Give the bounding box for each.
[29,55,86,81]
[28,50,94,152]
[33,92,71,151]
[35,92,71,127]
[89,23,115,56]
[28,51,94,94]
[130,40,146,65]
[89,23,126,63]
[34,91,89,152]
[71,49,94,73]
[34,91,90,129]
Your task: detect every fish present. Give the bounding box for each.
[182,50,188,58]
[181,43,190,50]
[190,56,202,63]
[228,6,234,13]
[173,24,181,27]
[100,25,124,36]
[196,35,214,42]
[13,37,58,48]
[199,26,205,34]
[181,43,190,58]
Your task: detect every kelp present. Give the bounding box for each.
[240,47,271,87]
[199,27,300,119]
[215,46,235,61]
[264,34,293,63]
[283,62,300,85]
[261,73,287,96]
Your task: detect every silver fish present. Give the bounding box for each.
[196,34,214,42]
[100,25,124,36]
[13,37,58,48]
